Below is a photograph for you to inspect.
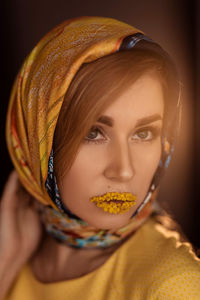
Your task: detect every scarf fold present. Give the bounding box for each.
[6,16,181,248]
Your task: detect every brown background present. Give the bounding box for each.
[1,0,199,248]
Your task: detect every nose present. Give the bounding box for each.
[103,139,135,182]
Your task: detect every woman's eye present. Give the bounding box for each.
[134,126,161,141]
[133,130,153,141]
[85,127,104,141]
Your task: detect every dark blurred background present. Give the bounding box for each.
[0,0,199,249]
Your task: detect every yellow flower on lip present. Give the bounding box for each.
[90,192,137,206]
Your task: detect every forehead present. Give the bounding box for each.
[102,74,164,121]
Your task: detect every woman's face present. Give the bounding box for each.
[57,73,164,229]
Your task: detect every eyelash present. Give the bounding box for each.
[83,125,161,145]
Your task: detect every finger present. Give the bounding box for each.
[0,170,19,210]
[0,171,19,233]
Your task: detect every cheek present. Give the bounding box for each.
[58,147,104,203]
[134,140,161,193]
[139,142,161,171]
[68,147,104,181]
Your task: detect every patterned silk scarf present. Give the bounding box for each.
[6,16,181,248]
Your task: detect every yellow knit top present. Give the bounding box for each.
[5,217,200,300]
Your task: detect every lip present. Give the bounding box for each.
[90,192,137,214]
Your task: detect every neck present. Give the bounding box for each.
[30,232,124,282]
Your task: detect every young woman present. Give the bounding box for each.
[1,16,200,299]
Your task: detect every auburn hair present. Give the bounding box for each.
[53,45,178,182]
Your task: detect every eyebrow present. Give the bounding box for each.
[97,114,163,127]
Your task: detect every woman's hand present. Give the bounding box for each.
[0,170,43,299]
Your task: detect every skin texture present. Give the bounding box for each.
[58,73,164,230]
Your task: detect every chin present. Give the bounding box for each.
[81,210,134,230]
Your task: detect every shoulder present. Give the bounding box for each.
[146,217,200,297]
[134,215,200,265]
[118,216,200,298]
[145,216,200,270]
